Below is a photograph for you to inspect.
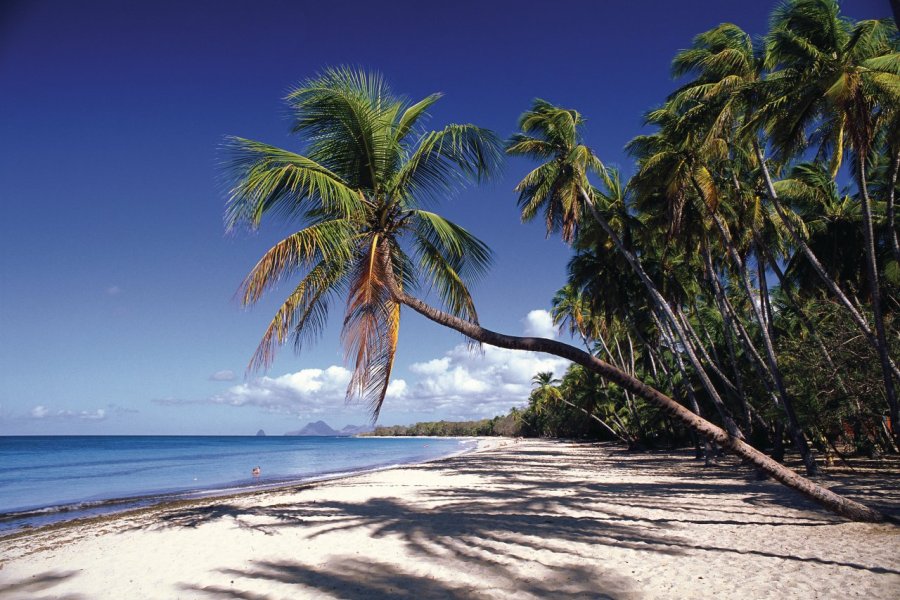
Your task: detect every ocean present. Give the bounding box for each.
[0,435,473,533]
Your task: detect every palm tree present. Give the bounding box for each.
[531,370,633,444]
[225,67,501,417]
[508,99,745,440]
[763,0,900,439]
[665,14,900,434]
[665,31,820,472]
[227,67,885,522]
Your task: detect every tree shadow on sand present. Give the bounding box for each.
[0,569,83,600]
[183,557,632,600]
[125,440,900,598]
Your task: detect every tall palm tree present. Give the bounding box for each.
[227,67,884,522]
[763,0,900,438]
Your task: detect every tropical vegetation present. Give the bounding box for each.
[225,1,899,522]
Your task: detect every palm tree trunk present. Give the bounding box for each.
[855,156,900,448]
[759,237,861,415]
[754,141,900,390]
[699,245,752,429]
[579,188,744,439]
[700,243,790,457]
[707,212,817,474]
[649,336,703,456]
[380,246,886,522]
[676,304,741,399]
[756,246,775,341]
[614,337,645,439]
[555,395,634,445]
[887,147,900,264]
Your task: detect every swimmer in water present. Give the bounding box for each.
[251,466,261,477]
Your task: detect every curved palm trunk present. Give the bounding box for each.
[379,247,885,522]
[579,189,744,439]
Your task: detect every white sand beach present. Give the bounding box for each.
[1,439,898,599]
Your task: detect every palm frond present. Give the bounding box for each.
[288,67,401,192]
[247,258,349,373]
[224,137,361,230]
[392,124,502,206]
[395,93,443,142]
[238,219,358,305]
[342,235,398,417]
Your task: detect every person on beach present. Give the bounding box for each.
[251,466,260,477]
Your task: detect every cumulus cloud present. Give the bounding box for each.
[522,309,558,338]
[394,342,570,420]
[209,369,236,382]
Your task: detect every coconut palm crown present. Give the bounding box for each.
[506,99,606,243]
[224,67,502,417]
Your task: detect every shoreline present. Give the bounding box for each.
[0,437,503,542]
[1,439,897,599]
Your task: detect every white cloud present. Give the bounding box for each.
[184,366,403,417]
[522,309,558,338]
[106,285,122,296]
[396,342,570,420]
[209,369,236,382]
[154,309,569,423]
[29,405,108,421]
[409,357,450,376]
[386,379,408,398]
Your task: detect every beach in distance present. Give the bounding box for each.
[1,439,898,599]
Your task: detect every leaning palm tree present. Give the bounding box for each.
[226,67,884,522]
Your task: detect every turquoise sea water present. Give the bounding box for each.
[0,436,472,533]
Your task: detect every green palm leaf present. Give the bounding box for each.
[224,138,361,229]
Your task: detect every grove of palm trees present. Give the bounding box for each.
[227,0,899,522]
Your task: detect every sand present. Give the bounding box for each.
[1,439,898,599]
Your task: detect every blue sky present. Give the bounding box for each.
[0,0,887,435]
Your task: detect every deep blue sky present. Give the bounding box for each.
[0,0,888,434]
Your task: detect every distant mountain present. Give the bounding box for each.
[340,424,374,436]
[284,421,373,436]
[256,429,266,437]
[284,420,338,436]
